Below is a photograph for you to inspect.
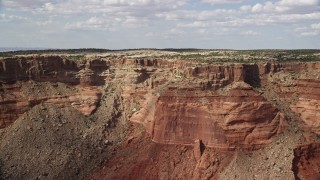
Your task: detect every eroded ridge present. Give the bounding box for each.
[0,53,319,179]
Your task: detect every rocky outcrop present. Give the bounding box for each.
[122,61,292,150]
[0,87,101,128]
[194,139,203,161]
[0,56,108,85]
[266,67,320,136]
[185,64,262,89]
[270,62,320,73]
[292,143,320,180]
[147,84,286,150]
[0,56,79,84]
[1,53,320,180]
[1,56,319,152]
[290,79,320,134]
[254,61,320,137]
[0,56,108,128]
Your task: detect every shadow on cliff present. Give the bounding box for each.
[0,160,4,180]
[200,140,206,154]
[291,143,320,180]
[135,68,150,84]
[243,64,261,88]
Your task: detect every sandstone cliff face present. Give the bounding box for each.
[150,86,286,150]
[0,56,79,84]
[263,62,320,135]
[125,63,287,150]
[293,143,320,180]
[290,79,320,134]
[1,54,320,179]
[0,56,108,128]
[92,59,319,150]
[0,56,319,152]
[0,56,108,85]
[0,85,102,128]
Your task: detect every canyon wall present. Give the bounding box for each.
[0,56,108,85]
[293,143,320,180]
[150,86,286,150]
[290,79,320,134]
[1,56,319,151]
[123,60,319,150]
[0,56,108,128]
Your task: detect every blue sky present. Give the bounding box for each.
[0,0,319,49]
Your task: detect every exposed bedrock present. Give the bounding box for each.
[185,64,262,89]
[124,60,319,150]
[1,55,320,180]
[1,56,320,151]
[131,84,286,150]
[0,56,108,85]
[290,79,320,135]
[0,86,101,128]
[0,56,108,128]
[265,63,320,135]
[292,143,320,180]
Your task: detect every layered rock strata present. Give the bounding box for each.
[290,79,320,134]
[0,56,107,128]
[293,143,320,180]
[1,56,319,151]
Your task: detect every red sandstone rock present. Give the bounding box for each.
[148,86,286,150]
[0,56,108,85]
[290,79,320,134]
[292,143,320,180]
[1,56,319,152]
[194,139,202,161]
[1,54,320,179]
[119,62,292,150]
[0,87,101,128]
[0,56,108,128]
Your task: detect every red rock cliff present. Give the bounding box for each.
[150,85,286,150]
[1,56,319,152]
[0,56,108,128]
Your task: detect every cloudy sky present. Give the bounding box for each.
[0,0,319,49]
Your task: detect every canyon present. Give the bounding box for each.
[0,50,319,179]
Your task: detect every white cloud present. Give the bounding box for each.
[142,28,185,40]
[42,2,54,12]
[156,12,182,21]
[65,14,149,31]
[145,32,154,37]
[175,10,320,30]
[4,0,319,31]
[295,23,320,36]
[240,30,260,36]
[201,0,242,4]
[0,13,26,22]
[249,0,320,14]
[278,0,319,7]
[65,16,114,31]
[251,2,292,13]
[197,9,238,20]
[240,5,251,12]
[2,0,184,12]
[20,0,190,32]
[311,22,320,30]
[300,31,318,36]
[6,0,188,14]
[251,3,262,13]
[1,0,320,48]
[168,28,184,35]
[36,20,52,26]
[294,27,308,32]
[3,0,52,9]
